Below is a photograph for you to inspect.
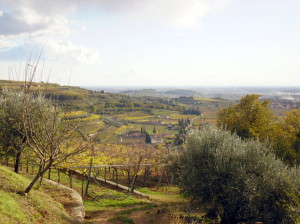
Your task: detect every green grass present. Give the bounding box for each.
[84,195,142,212]
[115,204,156,216]
[0,192,28,224]
[0,165,72,224]
[136,187,187,203]
[107,204,155,224]
[108,216,134,224]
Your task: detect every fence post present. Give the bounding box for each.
[69,170,73,188]
[156,168,164,190]
[84,158,93,198]
[115,168,118,187]
[82,174,85,197]
[130,173,138,193]
[127,168,131,185]
[48,168,51,180]
[26,160,29,173]
[112,168,115,181]
[57,169,60,183]
[143,166,147,187]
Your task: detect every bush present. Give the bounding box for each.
[176,126,300,224]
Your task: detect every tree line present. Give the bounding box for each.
[217,94,300,166]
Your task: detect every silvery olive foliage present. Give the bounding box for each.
[0,89,87,193]
[176,126,300,224]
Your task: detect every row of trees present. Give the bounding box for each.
[217,94,300,166]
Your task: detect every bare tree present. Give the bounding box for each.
[1,53,89,194]
[21,91,89,194]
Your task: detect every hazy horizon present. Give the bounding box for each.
[1,1,300,87]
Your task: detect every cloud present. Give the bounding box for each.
[0,8,47,35]
[0,36,19,50]
[110,0,230,27]
[0,0,100,64]
[0,0,229,65]
[90,0,231,27]
[1,0,231,27]
[44,39,101,64]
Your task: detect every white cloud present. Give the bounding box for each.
[44,39,100,64]
[0,0,229,65]
[89,0,232,27]
[0,37,19,49]
[0,0,100,65]
[0,0,231,27]
[128,0,230,27]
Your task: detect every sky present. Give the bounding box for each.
[0,0,300,87]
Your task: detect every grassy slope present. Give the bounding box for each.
[0,165,74,224]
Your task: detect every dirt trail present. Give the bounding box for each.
[85,203,169,224]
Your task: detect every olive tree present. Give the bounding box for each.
[0,89,88,193]
[175,126,300,223]
[0,90,29,173]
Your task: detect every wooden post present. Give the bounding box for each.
[58,169,60,183]
[112,168,115,181]
[143,166,147,187]
[26,160,29,173]
[48,168,51,180]
[130,174,138,193]
[165,170,170,185]
[69,171,73,188]
[84,158,93,198]
[81,174,85,197]
[156,168,164,190]
[170,173,174,185]
[115,168,118,187]
[104,167,107,183]
[127,168,131,185]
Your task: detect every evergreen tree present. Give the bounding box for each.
[145,132,151,144]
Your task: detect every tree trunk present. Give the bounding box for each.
[48,168,51,180]
[14,150,22,173]
[24,161,52,194]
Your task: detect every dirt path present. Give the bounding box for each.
[85,205,169,224]
[42,179,85,223]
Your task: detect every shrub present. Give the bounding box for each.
[176,126,300,224]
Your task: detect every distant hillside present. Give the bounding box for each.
[120,88,202,98]
[0,165,73,224]
[0,80,183,114]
